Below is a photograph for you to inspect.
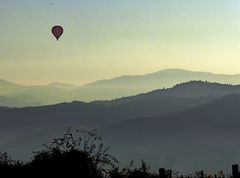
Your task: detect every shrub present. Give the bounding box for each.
[27,127,118,177]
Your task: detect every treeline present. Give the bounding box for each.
[0,128,235,177]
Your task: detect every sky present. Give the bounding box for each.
[1,0,240,85]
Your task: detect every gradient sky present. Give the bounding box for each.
[1,0,240,85]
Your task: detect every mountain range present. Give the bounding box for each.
[1,80,240,172]
[73,69,240,101]
[2,69,240,106]
[0,79,76,107]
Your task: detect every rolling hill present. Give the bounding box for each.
[101,94,240,172]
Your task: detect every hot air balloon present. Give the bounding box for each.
[51,25,64,40]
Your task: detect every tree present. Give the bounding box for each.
[28,127,118,177]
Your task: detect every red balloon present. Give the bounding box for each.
[51,25,64,40]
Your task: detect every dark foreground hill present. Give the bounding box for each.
[101,94,240,172]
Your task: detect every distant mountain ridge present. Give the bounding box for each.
[47,82,78,91]
[0,96,40,107]
[0,80,76,107]
[2,69,240,106]
[72,69,240,101]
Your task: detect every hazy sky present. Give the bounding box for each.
[1,0,240,85]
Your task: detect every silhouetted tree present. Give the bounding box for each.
[0,152,23,176]
[27,127,118,177]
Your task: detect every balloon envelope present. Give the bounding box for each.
[52,26,64,40]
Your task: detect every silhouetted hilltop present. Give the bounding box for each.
[93,81,240,105]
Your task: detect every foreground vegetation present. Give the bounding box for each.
[0,128,234,177]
